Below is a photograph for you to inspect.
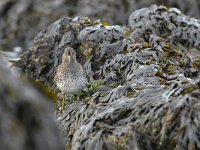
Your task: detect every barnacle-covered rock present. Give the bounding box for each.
[15,5,200,150]
[0,56,63,150]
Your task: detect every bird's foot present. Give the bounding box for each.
[59,97,65,113]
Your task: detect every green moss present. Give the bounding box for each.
[62,80,104,105]
[112,84,119,88]
[192,57,200,69]
[81,80,104,97]
[180,57,190,67]
[156,70,163,76]
[127,88,135,97]
[181,85,197,95]
[143,42,150,48]
[124,27,132,37]
[163,44,171,51]
[101,21,111,26]
[63,95,77,105]
[167,65,176,75]
[167,69,176,75]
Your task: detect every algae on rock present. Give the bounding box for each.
[15,5,200,150]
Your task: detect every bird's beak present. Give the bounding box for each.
[68,55,71,61]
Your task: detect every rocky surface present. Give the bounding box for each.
[128,5,200,49]
[14,5,200,150]
[0,55,63,150]
[1,0,200,51]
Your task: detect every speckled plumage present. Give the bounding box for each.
[54,47,88,96]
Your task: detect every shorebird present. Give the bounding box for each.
[54,47,88,112]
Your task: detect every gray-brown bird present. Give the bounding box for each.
[54,47,88,112]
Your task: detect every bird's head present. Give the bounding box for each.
[62,47,76,64]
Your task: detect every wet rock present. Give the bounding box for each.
[0,56,63,150]
[15,5,200,150]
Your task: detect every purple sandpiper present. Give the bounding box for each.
[54,47,88,112]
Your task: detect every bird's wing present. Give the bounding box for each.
[53,66,61,82]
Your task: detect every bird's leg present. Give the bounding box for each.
[60,94,65,113]
[76,94,80,101]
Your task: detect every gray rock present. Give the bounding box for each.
[1,0,200,51]
[0,55,63,150]
[15,5,200,150]
[128,5,200,50]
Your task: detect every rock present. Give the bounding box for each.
[15,5,200,150]
[0,55,63,150]
[128,5,200,49]
[0,0,134,51]
[1,0,200,51]
[15,17,126,86]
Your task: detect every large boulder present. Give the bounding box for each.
[15,5,200,150]
[0,55,63,150]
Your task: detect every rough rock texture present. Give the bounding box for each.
[0,56,63,150]
[0,0,134,51]
[1,0,200,51]
[15,5,200,150]
[128,5,200,49]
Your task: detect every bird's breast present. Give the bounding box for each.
[56,72,87,95]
